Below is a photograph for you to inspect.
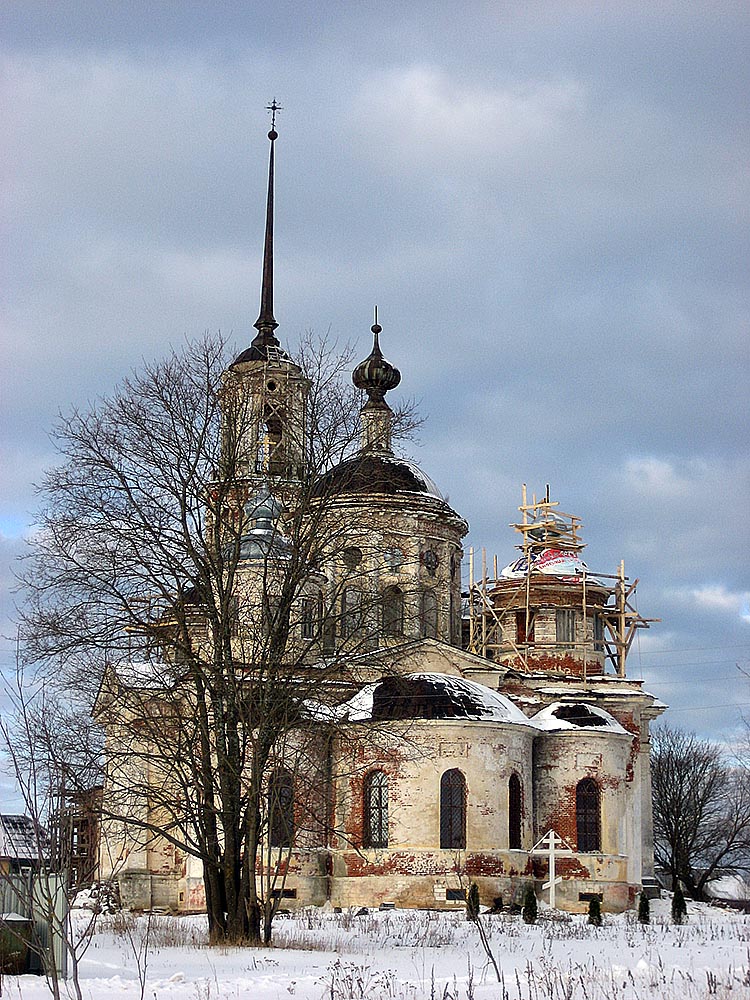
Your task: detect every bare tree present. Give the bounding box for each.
[18,331,421,946]
[0,660,103,998]
[651,724,750,899]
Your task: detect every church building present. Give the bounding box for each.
[97,117,665,916]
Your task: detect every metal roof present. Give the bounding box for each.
[0,814,46,862]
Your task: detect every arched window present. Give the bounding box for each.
[576,778,601,852]
[341,588,362,639]
[269,769,294,848]
[440,769,466,849]
[262,403,287,477]
[382,586,404,636]
[363,771,388,848]
[300,591,322,640]
[420,589,438,639]
[508,773,522,849]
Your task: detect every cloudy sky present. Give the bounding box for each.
[2,1,749,801]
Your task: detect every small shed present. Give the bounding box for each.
[0,815,46,875]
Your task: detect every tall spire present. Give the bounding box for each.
[254,100,281,341]
[234,100,285,365]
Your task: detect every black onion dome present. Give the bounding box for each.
[312,452,445,500]
[353,323,401,404]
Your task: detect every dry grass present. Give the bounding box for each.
[82,905,750,999]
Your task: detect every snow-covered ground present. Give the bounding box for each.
[2,898,748,999]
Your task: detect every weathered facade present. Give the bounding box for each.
[97,121,665,916]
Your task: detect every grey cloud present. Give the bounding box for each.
[2,3,749,743]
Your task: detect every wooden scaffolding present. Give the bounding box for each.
[466,485,658,678]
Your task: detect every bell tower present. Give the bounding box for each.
[223,102,309,486]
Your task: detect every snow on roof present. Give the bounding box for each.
[336,673,532,725]
[334,684,376,722]
[707,875,750,901]
[531,702,629,734]
[112,660,182,689]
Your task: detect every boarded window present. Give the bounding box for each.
[420,589,438,639]
[576,778,601,852]
[363,771,388,848]
[508,773,522,849]
[440,769,466,849]
[556,609,576,645]
[269,769,294,848]
[382,586,404,636]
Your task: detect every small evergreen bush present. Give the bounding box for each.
[466,882,480,922]
[587,896,603,926]
[672,885,688,924]
[637,892,650,924]
[522,885,537,924]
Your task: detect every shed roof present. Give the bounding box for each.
[0,814,45,863]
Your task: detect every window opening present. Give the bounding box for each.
[363,771,388,848]
[593,613,604,651]
[440,769,466,849]
[300,594,321,640]
[262,402,287,477]
[341,588,363,639]
[382,586,404,636]
[516,610,534,644]
[556,608,576,645]
[576,778,601,852]
[422,549,439,576]
[508,773,522,849]
[269,769,294,847]
[263,594,281,637]
[421,589,438,639]
[343,546,363,570]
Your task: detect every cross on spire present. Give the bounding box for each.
[267,98,283,131]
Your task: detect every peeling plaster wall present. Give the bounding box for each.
[324,718,538,909]
[317,493,467,647]
[533,729,638,911]
[99,661,660,915]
